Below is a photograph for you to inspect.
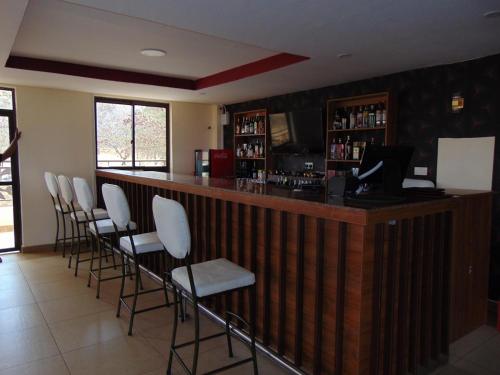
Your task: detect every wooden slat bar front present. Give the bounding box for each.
[95,169,461,375]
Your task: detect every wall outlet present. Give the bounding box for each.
[414,167,428,176]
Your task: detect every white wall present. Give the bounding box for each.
[16,86,95,247]
[170,101,218,174]
[7,85,218,247]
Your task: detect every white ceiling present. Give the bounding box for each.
[1,0,500,104]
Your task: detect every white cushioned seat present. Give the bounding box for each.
[89,219,137,235]
[171,258,255,298]
[119,231,163,255]
[71,208,108,222]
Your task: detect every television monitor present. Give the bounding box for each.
[269,108,324,154]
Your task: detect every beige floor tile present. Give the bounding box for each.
[0,303,46,334]
[140,312,227,358]
[0,286,35,310]
[22,265,78,285]
[18,255,68,271]
[450,325,499,360]
[0,325,60,371]
[461,334,500,373]
[38,293,114,323]
[0,261,21,275]
[63,335,165,375]
[30,276,95,302]
[0,355,70,375]
[0,272,30,292]
[50,310,129,353]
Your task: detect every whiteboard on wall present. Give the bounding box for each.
[436,137,495,190]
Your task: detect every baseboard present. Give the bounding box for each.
[21,243,54,253]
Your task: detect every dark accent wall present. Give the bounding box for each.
[225,53,500,298]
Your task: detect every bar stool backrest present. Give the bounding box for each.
[44,172,59,198]
[73,177,94,214]
[152,195,191,259]
[57,175,74,206]
[101,183,131,228]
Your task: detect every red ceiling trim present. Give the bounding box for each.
[5,53,309,91]
[5,55,196,90]
[195,53,309,89]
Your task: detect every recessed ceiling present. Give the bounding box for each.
[1,0,500,104]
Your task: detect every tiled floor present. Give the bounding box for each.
[1,250,499,375]
[0,250,289,375]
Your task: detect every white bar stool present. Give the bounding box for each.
[102,183,170,336]
[58,175,108,276]
[152,195,258,375]
[44,172,70,256]
[73,177,128,298]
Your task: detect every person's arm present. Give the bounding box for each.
[0,128,22,162]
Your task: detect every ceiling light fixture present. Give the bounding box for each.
[140,48,166,57]
[483,10,500,18]
[337,53,352,59]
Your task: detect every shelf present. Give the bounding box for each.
[236,157,266,160]
[326,159,361,163]
[328,127,386,132]
[235,133,266,137]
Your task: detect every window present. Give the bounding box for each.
[95,98,169,170]
[0,89,13,110]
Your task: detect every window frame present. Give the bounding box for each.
[94,97,170,172]
[0,86,22,251]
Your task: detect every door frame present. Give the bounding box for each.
[0,88,22,252]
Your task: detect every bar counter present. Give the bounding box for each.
[95,169,489,375]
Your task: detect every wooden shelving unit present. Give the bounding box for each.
[325,92,395,178]
[233,108,268,178]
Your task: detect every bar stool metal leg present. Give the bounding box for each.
[128,257,141,336]
[61,212,67,257]
[53,202,60,252]
[167,285,179,375]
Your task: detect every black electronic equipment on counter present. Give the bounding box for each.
[328,145,414,202]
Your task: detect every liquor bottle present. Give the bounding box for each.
[352,142,360,160]
[349,107,356,130]
[330,139,337,160]
[368,105,376,128]
[337,138,345,160]
[334,109,341,130]
[345,136,352,160]
[253,116,258,133]
[381,103,387,126]
[341,107,348,129]
[260,141,265,157]
[256,115,262,134]
[236,117,241,134]
[362,106,369,128]
[249,117,254,134]
[236,144,241,158]
[356,106,363,128]
[252,162,257,180]
[375,103,382,127]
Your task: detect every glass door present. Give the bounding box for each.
[0,88,21,252]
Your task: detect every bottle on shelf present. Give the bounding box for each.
[236,144,241,158]
[236,117,241,134]
[368,104,376,128]
[334,109,342,130]
[356,106,363,128]
[375,103,382,127]
[337,137,345,160]
[252,162,257,180]
[330,138,337,160]
[362,105,369,128]
[353,142,360,160]
[349,107,356,130]
[382,103,387,126]
[341,107,348,129]
[345,136,352,160]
